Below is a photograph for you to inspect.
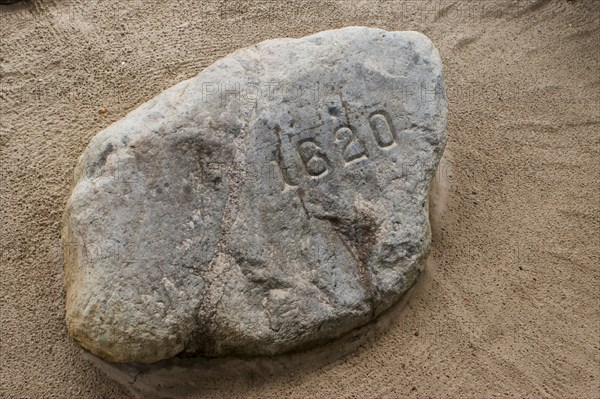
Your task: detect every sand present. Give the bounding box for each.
[1,0,598,398]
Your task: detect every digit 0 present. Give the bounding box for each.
[369,110,397,148]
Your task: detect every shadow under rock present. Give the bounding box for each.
[85,269,428,399]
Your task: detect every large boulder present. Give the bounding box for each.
[63,26,447,364]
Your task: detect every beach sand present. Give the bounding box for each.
[1,0,598,397]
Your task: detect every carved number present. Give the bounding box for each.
[369,111,397,148]
[273,110,398,187]
[297,139,329,177]
[335,125,368,163]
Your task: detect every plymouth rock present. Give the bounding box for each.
[62,26,447,364]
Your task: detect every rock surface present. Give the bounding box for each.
[63,26,447,364]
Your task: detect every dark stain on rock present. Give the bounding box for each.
[86,142,114,179]
[316,207,380,317]
[327,105,340,116]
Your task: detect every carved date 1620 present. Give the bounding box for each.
[275,110,399,187]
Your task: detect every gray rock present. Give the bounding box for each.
[63,26,447,364]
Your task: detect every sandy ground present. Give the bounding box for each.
[1,0,599,398]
